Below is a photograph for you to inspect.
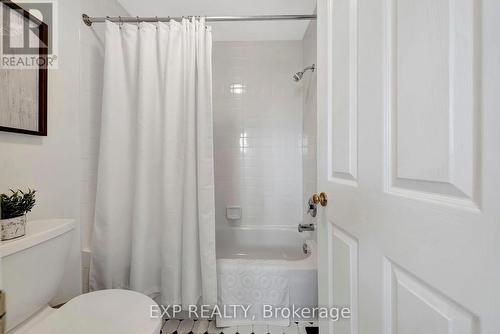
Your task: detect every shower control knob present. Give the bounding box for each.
[312,192,328,207]
[307,198,318,218]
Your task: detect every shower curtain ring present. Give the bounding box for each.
[118,16,122,28]
[136,16,140,29]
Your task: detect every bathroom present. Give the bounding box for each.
[1,0,500,333]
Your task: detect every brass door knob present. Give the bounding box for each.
[311,192,328,207]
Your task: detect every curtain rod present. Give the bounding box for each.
[82,14,316,27]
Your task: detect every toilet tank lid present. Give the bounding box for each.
[0,219,75,257]
[25,289,163,334]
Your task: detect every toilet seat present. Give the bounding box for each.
[22,289,162,334]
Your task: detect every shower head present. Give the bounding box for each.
[293,72,304,82]
[293,64,315,82]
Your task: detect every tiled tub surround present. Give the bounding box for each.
[301,22,317,226]
[213,41,304,228]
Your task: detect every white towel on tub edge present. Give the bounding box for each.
[216,259,290,327]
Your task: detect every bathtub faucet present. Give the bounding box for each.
[298,223,315,232]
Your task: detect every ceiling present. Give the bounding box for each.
[117,0,317,41]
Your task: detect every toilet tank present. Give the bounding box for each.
[0,219,75,332]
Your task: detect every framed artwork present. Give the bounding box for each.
[0,0,48,136]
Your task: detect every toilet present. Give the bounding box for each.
[1,219,162,334]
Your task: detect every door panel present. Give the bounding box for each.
[384,0,479,207]
[332,226,358,334]
[330,0,358,185]
[317,0,500,333]
[384,260,478,334]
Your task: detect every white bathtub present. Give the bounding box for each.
[216,227,317,322]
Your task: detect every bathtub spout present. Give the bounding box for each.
[298,223,315,232]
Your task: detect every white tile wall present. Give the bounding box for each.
[302,22,318,225]
[213,41,304,228]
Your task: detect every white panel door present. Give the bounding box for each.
[317,0,500,333]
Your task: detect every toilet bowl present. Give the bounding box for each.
[17,289,162,334]
[1,219,162,334]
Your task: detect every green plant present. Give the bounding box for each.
[0,189,36,219]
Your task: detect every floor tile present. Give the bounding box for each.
[237,325,253,334]
[297,322,308,334]
[304,327,319,334]
[268,325,285,334]
[192,320,210,334]
[178,319,195,334]
[207,320,223,334]
[222,326,238,334]
[253,325,268,334]
[283,323,299,334]
[163,319,318,334]
[163,319,181,334]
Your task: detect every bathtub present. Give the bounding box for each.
[216,227,317,323]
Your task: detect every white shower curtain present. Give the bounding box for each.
[90,19,217,308]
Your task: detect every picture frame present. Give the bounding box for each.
[0,0,48,136]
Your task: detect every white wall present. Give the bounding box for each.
[302,21,317,225]
[0,0,83,303]
[0,0,127,298]
[0,2,80,232]
[213,41,304,229]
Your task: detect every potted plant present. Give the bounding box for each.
[1,189,36,241]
